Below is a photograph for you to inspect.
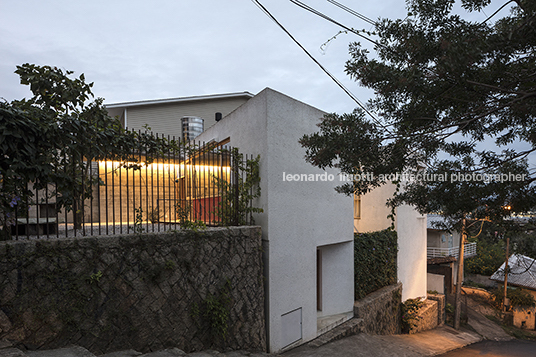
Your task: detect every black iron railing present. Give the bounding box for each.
[7,135,260,240]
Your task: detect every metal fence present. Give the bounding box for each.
[8,136,259,240]
[427,242,477,259]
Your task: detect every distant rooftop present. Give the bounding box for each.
[491,254,536,290]
[105,91,255,109]
[427,214,455,230]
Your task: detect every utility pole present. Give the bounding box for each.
[503,236,510,312]
[454,217,466,330]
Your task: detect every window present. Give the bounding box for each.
[353,194,361,219]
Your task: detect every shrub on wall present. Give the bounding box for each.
[465,240,505,276]
[491,286,536,309]
[354,229,398,300]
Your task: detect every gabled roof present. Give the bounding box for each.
[490,254,536,290]
[105,91,255,109]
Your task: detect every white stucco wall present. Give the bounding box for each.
[195,88,354,353]
[427,273,445,294]
[354,184,428,301]
[397,204,428,301]
[354,183,396,233]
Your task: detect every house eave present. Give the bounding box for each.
[105,91,255,109]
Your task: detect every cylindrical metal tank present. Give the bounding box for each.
[181,116,204,141]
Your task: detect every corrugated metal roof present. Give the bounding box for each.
[427,214,453,230]
[490,254,536,290]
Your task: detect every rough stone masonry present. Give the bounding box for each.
[0,227,266,354]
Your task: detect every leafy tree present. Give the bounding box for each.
[465,239,505,275]
[0,64,169,238]
[300,0,536,222]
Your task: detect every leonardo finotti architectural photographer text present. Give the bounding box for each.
[282,172,527,183]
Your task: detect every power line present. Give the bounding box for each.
[290,0,383,48]
[250,0,388,132]
[327,0,376,26]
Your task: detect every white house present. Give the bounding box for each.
[106,88,429,352]
[355,183,428,301]
[426,214,477,294]
[194,88,354,352]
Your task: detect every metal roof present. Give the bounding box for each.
[490,254,536,290]
[105,91,255,109]
[427,214,454,230]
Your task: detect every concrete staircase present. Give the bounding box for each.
[0,342,272,357]
[307,318,365,348]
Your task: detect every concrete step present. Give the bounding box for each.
[308,317,365,348]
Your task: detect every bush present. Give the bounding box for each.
[465,240,505,276]
[354,229,398,300]
[401,297,424,333]
[491,286,536,309]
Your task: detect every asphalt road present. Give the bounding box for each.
[436,340,536,357]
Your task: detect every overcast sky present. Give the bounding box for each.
[0,0,510,115]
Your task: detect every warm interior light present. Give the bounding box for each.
[98,161,231,174]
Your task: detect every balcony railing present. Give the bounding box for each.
[427,242,477,259]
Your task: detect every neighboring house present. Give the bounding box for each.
[105,88,429,353]
[426,214,477,294]
[106,91,254,139]
[491,254,536,330]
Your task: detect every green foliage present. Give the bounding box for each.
[465,240,505,275]
[511,229,536,259]
[181,220,207,231]
[131,207,145,235]
[401,297,424,333]
[492,286,536,309]
[165,260,176,270]
[175,203,207,231]
[213,149,263,226]
[300,0,536,223]
[87,270,103,284]
[147,206,162,224]
[354,229,398,300]
[0,64,178,237]
[191,279,232,340]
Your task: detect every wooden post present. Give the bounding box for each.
[503,236,510,312]
[454,218,466,330]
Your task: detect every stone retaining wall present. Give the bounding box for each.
[410,299,438,334]
[353,283,402,334]
[0,227,266,354]
[427,293,446,326]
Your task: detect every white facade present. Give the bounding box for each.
[355,184,428,301]
[195,88,354,353]
[105,87,430,351]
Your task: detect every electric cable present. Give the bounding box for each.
[251,0,390,133]
[290,0,384,49]
[327,0,376,26]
